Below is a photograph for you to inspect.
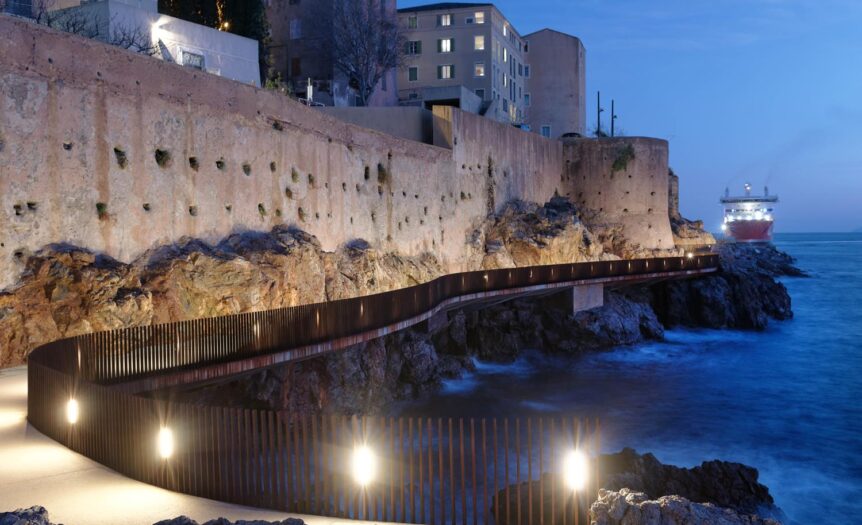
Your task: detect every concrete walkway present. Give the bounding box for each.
[0,366,385,525]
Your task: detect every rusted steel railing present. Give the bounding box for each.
[26,254,717,524]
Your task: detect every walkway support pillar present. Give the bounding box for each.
[544,284,604,315]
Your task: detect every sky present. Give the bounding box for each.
[398,0,862,232]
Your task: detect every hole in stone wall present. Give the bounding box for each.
[378,163,388,183]
[307,173,315,186]
[114,147,128,169]
[651,191,656,196]
[154,149,172,168]
[291,168,299,183]
[298,207,306,221]
[26,202,37,212]
[96,202,108,220]
[258,203,266,216]
[378,186,383,196]
[13,204,22,216]
[272,121,284,131]
[276,209,282,217]
[350,217,354,224]
[143,203,151,212]
[460,192,466,200]
[424,206,428,215]
[242,163,252,176]
[371,212,376,222]
[189,157,200,171]
[285,187,293,199]
[364,166,370,180]
[189,206,198,216]
[225,204,232,212]
[402,191,407,197]
[355,184,360,193]
[63,142,73,151]
[270,161,277,173]
[315,212,320,219]
[342,183,347,192]
[216,158,226,171]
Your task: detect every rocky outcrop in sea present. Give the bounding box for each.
[590,489,780,525]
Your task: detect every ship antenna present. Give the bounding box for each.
[764,185,769,196]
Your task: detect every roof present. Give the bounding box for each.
[397,2,494,14]
[523,28,583,42]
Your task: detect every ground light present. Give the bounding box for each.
[352,445,377,486]
[66,399,79,424]
[158,427,174,459]
[686,252,694,259]
[563,449,589,491]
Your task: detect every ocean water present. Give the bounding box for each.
[401,233,862,524]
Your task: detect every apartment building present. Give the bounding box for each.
[524,28,586,138]
[397,2,529,125]
[267,0,398,107]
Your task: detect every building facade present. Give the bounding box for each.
[397,2,528,125]
[267,0,398,107]
[4,0,260,86]
[524,29,586,138]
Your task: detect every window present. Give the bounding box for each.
[503,24,508,37]
[438,38,453,53]
[474,62,485,77]
[406,40,422,55]
[503,48,508,62]
[474,35,485,50]
[541,126,552,138]
[408,66,418,82]
[438,65,454,79]
[518,63,523,76]
[466,17,474,24]
[181,50,205,70]
[289,19,301,39]
[476,88,485,99]
[475,11,485,24]
[524,93,531,107]
[524,41,529,52]
[524,65,531,78]
[503,99,509,112]
[438,13,452,26]
[408,15,418,28]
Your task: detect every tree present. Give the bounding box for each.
[329,0,403,106]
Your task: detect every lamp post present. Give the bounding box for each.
[596,91,604,137]
[611,99,618,137]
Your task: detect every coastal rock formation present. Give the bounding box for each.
[667,169,716,249]
[468,197,610,269]
[490,450,783,525]
[653,243,800,330]
[0,506,56,525]
[590,489,780,525]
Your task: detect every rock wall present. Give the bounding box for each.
[562,138,676,256]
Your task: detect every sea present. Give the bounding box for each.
[399,233,862,524]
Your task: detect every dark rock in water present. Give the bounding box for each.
[590,489,781,525]
[652,243,802,330]
[601,448,780,517]
[491,449,785,525]
[0,506,56,525]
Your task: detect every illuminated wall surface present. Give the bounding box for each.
[0,15,674,291]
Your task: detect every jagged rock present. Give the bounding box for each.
[469,197,610,269]
[590,489,781,525]
[653,243,800,330]
[0,506,56,525]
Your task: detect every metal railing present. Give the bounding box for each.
[26,254,718,524]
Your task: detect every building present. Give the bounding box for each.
[523,29,586,138]
[397,2,529,125]
[3,0,260,86]
[267,0,398,107]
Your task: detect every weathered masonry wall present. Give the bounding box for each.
[562,137,676,250]
[0,16,570,290]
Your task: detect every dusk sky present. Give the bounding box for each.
[400,0,862,232]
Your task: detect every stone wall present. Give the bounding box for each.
[562,137,676,251]
[0,16,673,292]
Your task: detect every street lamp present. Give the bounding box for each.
[352,445,376,487]
[563,449,589,491]
[158,427,174,459]
[66,399,79,424]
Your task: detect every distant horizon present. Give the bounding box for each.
[398,0,862,233]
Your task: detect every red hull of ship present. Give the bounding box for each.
[727,220,773,242]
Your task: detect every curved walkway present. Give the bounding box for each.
[24,255,719,525]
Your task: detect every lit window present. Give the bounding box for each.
[439,14,452,26]
[438,38,453,53]
[503,74,508,87]
[438,64,454,79]
[503,24,508,37]
[541,125,551,138]
[503,48,508,62]
[474,62,485,77]
[408,66,418,82]
[475,11,485,24]
[408,15,418,29]
[474,35,485,50]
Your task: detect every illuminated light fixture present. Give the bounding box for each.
[158,427,174,459]
[721,224,728,231]
[352,445,377,486]
[563,449,589,491]
[686,252,694,259]
[66,399,79,424]
[220,21,230,30]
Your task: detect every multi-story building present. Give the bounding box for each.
[267,0,398,107]
[397,2,529,125]
[523,28,586,138]
[3,0,261,86]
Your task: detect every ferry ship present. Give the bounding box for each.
[720,183,778,242]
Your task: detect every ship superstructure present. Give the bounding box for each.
[720,183,778,242]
